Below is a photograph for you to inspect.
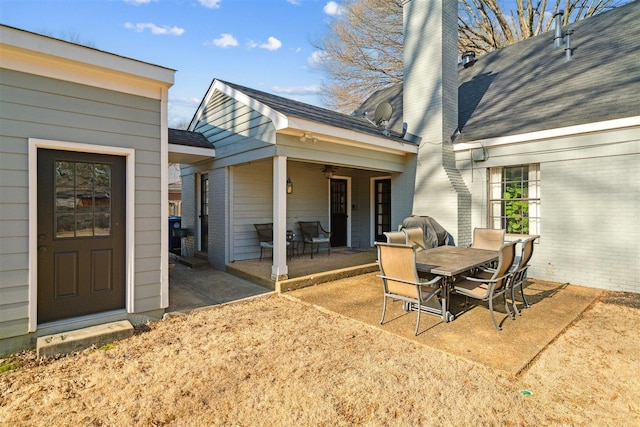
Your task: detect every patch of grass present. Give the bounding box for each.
[97,342,117,351]
[0,362,21,374]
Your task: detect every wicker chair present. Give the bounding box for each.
[375,242,443,336]
[298,221,331,259]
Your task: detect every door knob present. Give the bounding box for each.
[38,246,48,252]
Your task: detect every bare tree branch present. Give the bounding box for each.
[315,0,629,112]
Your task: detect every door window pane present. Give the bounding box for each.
[55,161,112,238]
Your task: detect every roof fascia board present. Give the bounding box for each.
[1,46,172,100]
[168,143,215,158]
[190,80,288,131]
[1,26,174,88]
[454,116,640,151]
[282,117,418,155]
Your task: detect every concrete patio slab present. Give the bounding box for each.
[168,263,273,313]
[288,273,602,375]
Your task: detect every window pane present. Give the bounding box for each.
[95,188,111,212]
[75,163,94,187]
[56,188,76,212]
[55,161,75,187]
[94,164,111,187]
[76,214,94,237]
[76,189,93,212]
[56,214,75,238]
[54,160,113,238]
[488,165,539,235]
[94,213,111,236]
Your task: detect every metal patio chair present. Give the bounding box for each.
[402,227,427,251]
[471,228,506,251]
[254,223,290,261]
[375,242,443,336]
[510,235,539,315]
[383,231,406,244]
[453,240,518,330]
[298,221,332,259]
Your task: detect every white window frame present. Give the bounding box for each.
[488,164,540,236]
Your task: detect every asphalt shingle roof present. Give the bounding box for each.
[178,2,638,149]
[168,128,213,149]
[359,1,640,144]
[217,80,405,141]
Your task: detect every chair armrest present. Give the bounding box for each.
[419,275,443,287]
[459,273,511,284]
[378,275,442,287]
[319,223,332,236]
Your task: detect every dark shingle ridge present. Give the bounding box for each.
[168,128,213,149]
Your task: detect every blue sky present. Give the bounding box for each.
[0,0,342,126]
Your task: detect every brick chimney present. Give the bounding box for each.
[401,0,471,244]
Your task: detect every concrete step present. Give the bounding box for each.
[36,320,134,357]
[178,256,209,268]
[194,251,208,260]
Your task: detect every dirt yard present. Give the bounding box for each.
[1,292,638,426]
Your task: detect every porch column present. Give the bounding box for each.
[271,155,289,281]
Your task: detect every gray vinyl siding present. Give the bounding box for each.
[0,68,164,341]
[194,91,276,155]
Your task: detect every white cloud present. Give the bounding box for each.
[208,33,238,48]
[260,36,282,51]
[247,36,282,51]
[287,0,302,5]
[323,1,344,16]
[272,85,321,96]
[198,0,222,8]
[124,22,185,36]
[123,0,157,5]
[307,50,328,68]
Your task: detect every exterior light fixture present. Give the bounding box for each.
[286,178,293,194]
[322,165,337,179]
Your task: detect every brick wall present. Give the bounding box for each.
[531,155,640,292]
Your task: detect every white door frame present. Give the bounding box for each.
[28,138,136,332]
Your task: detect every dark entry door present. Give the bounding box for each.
[330,179,348,247]
[37,149,126,324]
[374,178,391,242]
[200,173,209,252]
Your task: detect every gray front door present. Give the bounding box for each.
[37,149,126,324]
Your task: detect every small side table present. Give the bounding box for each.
[287,231,300,259]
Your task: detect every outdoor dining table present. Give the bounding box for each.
[415,246,499,323]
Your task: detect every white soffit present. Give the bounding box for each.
[281,118,418,155]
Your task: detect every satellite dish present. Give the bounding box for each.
[373,101,393,127]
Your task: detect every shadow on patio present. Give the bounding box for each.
[172,248,604,375]
[287,274,603,375]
